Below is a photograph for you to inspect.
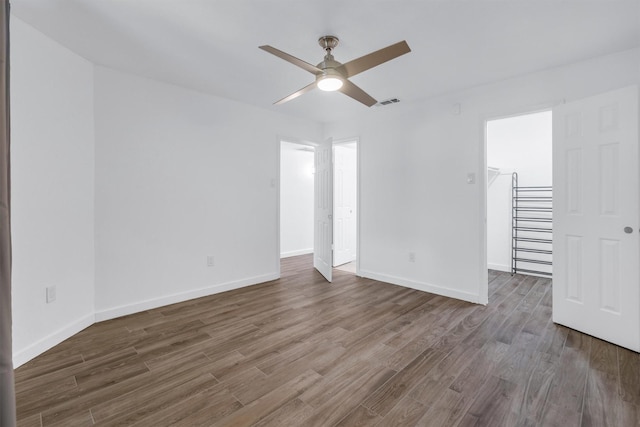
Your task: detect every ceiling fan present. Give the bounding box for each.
[259,36,411,107]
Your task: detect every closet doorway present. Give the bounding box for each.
[484,87,640,352]
[486,110,553,277]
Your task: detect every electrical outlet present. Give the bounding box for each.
[46,286,56,303]
[409,252,416,263]
[207,255,215,267]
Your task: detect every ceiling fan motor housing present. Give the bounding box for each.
[317,57,342,72]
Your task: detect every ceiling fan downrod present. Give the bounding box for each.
[318,35,339,60]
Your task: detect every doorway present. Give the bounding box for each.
[484,86,640,352]
[280,140,315,259]
[486,110,553,277]
[279,137,359,279]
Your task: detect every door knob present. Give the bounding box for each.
[624,226,633,234]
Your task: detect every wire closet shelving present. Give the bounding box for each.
[511,172,552,277]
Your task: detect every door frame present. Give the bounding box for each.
[481,103,556,304]
[275,135,361,278]
[275,135,319,278]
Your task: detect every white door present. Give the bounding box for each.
[333,144,357,267]
[314,138,333,282]
[553,85,639,352]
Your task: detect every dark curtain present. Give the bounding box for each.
[0,0,14,426]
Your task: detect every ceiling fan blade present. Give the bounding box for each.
[273,81,317,105]
[336,41,411,78]
[339,79,377,107]
[259,45,323,75]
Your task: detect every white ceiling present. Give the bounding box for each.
[11,0,640,123]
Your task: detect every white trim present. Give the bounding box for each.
[359,269,483,305]
[276,135,282,279]
[488,263,511,273]
[94,273,278,322]
[280,248,313,258]
[14,273,280,367]
[356,139,360,276]
[483,104,558,124]
[13,313,95,368]
[478,117,489,305]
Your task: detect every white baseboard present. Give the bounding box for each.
[14,274,280,367]
[94,273,279,322]
[358,269,482,304]
[13,313,95,368]
[12,270,482,367]
[280,248,313,258]
[488,263,511,273]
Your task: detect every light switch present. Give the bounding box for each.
[46,286,56,303]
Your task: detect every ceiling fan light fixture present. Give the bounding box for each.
[317,75,343,91]
[260,37,410,106]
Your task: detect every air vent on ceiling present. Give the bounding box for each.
[377,98,400,106]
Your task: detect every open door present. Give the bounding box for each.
[333,143,357,267]
[553,86,640,351]
[314,138,333,282]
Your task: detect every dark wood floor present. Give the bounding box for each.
[14,254,640,426]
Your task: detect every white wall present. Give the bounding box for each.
[10,15,638,366]
[9,17,322,364]
[487,111,552,272]
[93,67,322,320]
[325,48,640,304]
[10,18,95,366]
[280,142,314,258]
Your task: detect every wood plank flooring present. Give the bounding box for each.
[14,254,640,426]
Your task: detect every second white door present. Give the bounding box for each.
[314,138,333,282]
[333,143,357,267]
[553,85,640,352]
